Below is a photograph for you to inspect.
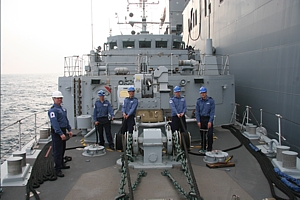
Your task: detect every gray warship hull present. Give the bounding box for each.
[182,0,300,154]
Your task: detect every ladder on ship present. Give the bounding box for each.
[73,78,82,118]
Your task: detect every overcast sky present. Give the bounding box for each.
[1,0,167,75]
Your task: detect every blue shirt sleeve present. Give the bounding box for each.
[66,109,71,132]
[195,99,200,122]
[209,98,215,123]
[93,101,97,121]
[182,98,187,114]
[108,101,114,117]
[169,98,178,115]
[122,99,126,114]
[127,98,138,116]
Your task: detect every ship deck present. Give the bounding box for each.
[0,125,290,200]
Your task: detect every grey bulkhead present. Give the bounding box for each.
[58,34,235,141]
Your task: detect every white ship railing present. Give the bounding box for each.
[200,54,230,75]
[64,55,84,77]
[0,111,49,163]
[232,103,300,155]
[63,52,231,77]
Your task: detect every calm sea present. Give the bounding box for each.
[0,73,60,163]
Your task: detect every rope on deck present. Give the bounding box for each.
[26,142,56,200]
[222,125,299,200]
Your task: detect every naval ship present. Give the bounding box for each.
[1,0,300,199]
[181,0,300,156]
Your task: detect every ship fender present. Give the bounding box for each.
[274,167,300,193]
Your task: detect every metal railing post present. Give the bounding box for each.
[34,113,37,137]
[18,121,22,151]
[246,106,250,124]
[275,114,282,145]
[260,109,263,127]
[170,53,173,75]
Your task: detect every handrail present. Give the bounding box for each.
[235,104,300,153]
[0,110,47,132]
[63,52,231,77]
[0,110,49,161]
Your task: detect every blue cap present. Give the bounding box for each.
[98,90,105,96]
[199,87,207,93]
[174,86,181,92]
[128,87,135,92]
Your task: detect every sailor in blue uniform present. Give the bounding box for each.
[169,86,187,133]
[121,87,138,134]
[195,87,215,151]
[93,90,115,150]
[48,91,72,178]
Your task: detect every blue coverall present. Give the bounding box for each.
[195,96,215,151]
[121,97,138,134]
[48,104,71,173]
[93,99,115,146]
[169,95,187,133]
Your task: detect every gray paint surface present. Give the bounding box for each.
[183,0,300,154]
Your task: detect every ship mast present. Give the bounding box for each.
[141,0,148,34]
[124,0,160,34]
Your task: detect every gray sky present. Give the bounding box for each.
[1,0,167,75]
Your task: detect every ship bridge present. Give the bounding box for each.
[104,34,185,51]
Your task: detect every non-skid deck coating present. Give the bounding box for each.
[64,164,253,200]
[0,126,287,199]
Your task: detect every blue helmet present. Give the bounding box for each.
[174,86,181,92]
[98,90,105,96]
[128,87,135,92]
[199,87,207,93]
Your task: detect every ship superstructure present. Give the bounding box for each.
[59,0,235,142]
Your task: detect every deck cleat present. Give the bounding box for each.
[82,144,106,157]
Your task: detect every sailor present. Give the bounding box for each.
[169,86,187,133]
[48,91,72,178]
[93,90,115,150]
[121,87,138,134]
[195,87,215,152]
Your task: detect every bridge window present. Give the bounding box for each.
[155,41,167,48]
[123,41,135,48]
[139,41,151,48]
[109,42,117,50]
[172,41,184,49]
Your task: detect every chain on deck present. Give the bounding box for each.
[115,130,203,200]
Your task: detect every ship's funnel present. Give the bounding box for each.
[206,39,213,55]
